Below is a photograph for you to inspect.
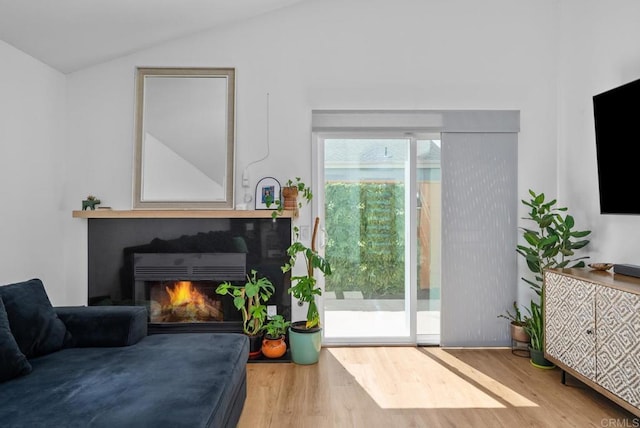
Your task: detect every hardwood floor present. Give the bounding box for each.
[238,347,637,428]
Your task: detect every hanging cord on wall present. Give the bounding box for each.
[242,92,271,203]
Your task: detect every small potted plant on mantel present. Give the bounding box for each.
[82,195,101,210]
[271,177,312,218]
[216,269,275,360]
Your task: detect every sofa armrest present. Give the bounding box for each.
[54,306,148,347]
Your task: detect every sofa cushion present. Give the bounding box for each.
[0,296,32,382]
[0,279,70,358]
[55,306,148,347]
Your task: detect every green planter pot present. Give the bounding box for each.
[529,346,555,369]
[288,322,322,365]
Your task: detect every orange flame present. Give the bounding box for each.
[152,281,223,323]
[166,281,205,306]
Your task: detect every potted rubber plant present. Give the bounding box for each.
[517,189,591,368]
[216,269,275,359]
[261,314,291,359]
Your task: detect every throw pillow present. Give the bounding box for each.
[0,296,32,382]
[0,278,70,358]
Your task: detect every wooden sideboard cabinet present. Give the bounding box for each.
[544,268,640,417]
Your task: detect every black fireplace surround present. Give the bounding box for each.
[87,217,292,334]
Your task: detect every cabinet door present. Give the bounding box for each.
[597,286,640,408]
[544,272,596,380]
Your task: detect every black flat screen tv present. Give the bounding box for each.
[593,77,640,215]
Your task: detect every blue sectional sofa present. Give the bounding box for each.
[0,279,248,428]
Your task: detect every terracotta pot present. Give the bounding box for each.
[282,186,298,210]
[262,335,287,359]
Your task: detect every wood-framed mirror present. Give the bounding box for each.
[133,67,235,209]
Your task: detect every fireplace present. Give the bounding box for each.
[86,217,292,334]
[133,252,246,329]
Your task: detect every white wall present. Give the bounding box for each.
[0,41,67,304]
[62,0,561,310]
[557,0,640,267]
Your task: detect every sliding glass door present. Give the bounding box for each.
[314,134,441,345]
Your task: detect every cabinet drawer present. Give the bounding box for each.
[596,286,640,408]
[545,271,596,380]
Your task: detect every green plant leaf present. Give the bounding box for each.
[571,240,590,250]
[233,296,245,311]
[533,193,545,205]
[564,215,575,229]
[539,215,554,228]
[523,231,539,246]
[539,235,559,247]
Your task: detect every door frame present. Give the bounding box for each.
[312,132,423,346]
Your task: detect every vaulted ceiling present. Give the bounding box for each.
[0,0,309,73]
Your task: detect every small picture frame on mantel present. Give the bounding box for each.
[255,177,281,210]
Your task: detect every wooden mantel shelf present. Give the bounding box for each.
[72,209,294,219]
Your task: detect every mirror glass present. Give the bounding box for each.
[134,67,235,209]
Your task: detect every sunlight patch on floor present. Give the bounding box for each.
[424,348,538,407]
[328,347,538,409]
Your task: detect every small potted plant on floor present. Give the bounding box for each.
[524,300,554,368]
[498,301,530,345]
[216,269,275,360]
[261,314,291,359]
